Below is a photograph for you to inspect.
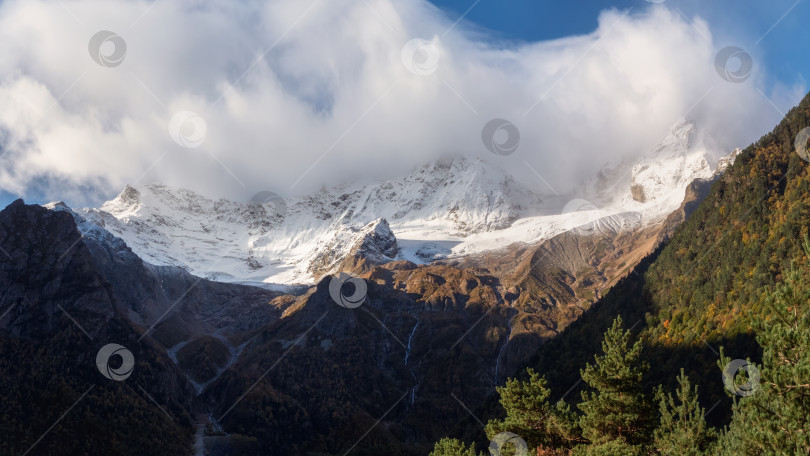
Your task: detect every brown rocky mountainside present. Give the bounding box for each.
[199,192,706,454]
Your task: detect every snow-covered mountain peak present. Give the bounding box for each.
[291,154,542,234]
[65,156,546,284]
[649,119,697,158]
[627,120,712,208]
[57,145,728,286]
[581,120,710,207]
[98,183,279,240]
[715,148,743,175]
[101,185,143,217]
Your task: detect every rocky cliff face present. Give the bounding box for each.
[46,201,286,339]
[0,199,115,339]
[330,217,401,276]
[308,217,400,279]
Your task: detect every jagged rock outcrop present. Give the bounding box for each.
[308,217,400,279]
[331,218,400,276]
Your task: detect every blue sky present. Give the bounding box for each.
[429,0,808,94]
[0,0,807,210]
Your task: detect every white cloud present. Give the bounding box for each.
[0,0,801,205]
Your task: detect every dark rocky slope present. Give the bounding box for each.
[0,200,194,455]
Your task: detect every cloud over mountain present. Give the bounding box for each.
[0,0,801,205]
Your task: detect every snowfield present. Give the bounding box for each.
[48,121,734,286]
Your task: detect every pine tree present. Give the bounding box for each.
[575,316,653,455]
[571,439,642,456]
[652,369,716,455]
[429,437,481,456]
[485,368,580,452]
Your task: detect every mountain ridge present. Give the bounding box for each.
[0,120,746,455]
[58,128,737,288]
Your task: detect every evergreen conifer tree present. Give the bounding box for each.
[652,369,716,455]
[485,368,580,452]
[429,437,481,456]
[575,316,653,455]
